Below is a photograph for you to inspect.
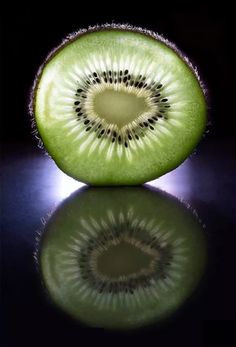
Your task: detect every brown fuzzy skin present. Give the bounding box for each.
[29,23,208,152]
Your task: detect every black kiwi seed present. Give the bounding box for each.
[74,68,172,144]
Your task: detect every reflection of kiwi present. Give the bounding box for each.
[31,24,206,185]
[39,187,206,330]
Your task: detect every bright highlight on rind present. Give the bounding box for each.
[31,24,207,185]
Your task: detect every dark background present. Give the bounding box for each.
[0,8,233,142]
[1,8,235,347]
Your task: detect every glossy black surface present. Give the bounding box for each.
[1,9,235,345]
[2,137,236,346]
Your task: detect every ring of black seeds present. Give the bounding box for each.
[78,222,173,294]
[74,69,170,148]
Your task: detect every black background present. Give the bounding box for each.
[1,7,235,347]
[0,7,233,142]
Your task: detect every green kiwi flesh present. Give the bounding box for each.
[32,24,207,185]
[39,186,207,330]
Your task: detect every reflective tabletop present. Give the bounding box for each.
[2,136,236,346]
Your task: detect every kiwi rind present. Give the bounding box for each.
[39,186,206,330]
[30,24,206,114]
[30,24,207,185]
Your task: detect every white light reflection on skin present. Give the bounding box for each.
[148,159,191,198]
[47,159,191,201]
[39,156,84,203]
[52,170,85,200]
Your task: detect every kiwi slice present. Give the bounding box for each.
[38,186,207,330]
[31,24,207,185]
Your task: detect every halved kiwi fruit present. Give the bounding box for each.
[38,186,207,330]
[31,24,207,185]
